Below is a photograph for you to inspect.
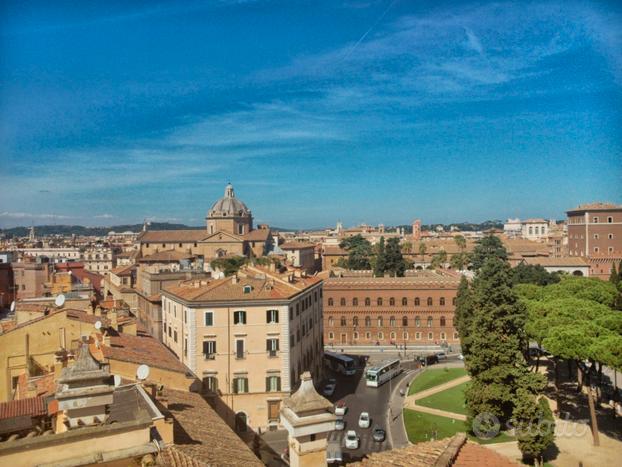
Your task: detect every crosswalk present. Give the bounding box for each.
[327,430,387,453]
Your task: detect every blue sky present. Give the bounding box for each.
[1,0,621,229]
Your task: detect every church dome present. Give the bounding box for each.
[209,184,251,217]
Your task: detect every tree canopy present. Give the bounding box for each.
[339,234,373,270]
[470,235,508,271]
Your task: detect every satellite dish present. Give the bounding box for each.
[10,301,16,312]
[94,320,102,331]
[136,364,150,381]
[113,375,122,387]
[54,294,66,308]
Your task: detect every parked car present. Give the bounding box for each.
[323,383,336,396]
[335,418,345,431]
[358,412,371,429]
[436,351,447,360]
[335,400,347,416]
[458,353,464,360]
[372,426,386,442]
[345,430,359,449]
[327,444,343,463]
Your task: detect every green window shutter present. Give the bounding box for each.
[266,377,270,392]
[277,377,281,391]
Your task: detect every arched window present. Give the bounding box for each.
[328,317,334,326]
[235,412,248,432]
[440,297,445,306]
[453,332,459,339]
[390,331,396,340]
[353,316,359,326]
[428,332,433,340]
[328,332,334,340]
[340,316,346,326]
[365,297,371,306]
[377,316,383,327]
[389,297,395,306]
[378,331,384,340]
[427,316,433,327]
[353,331,359,340]
[415,316,421,327]
[440,332,446,340]
[328,298,334,306]
[402,297,408,306]
[427,297,433,306]
[353,297,358,306]
[377,297,383,306]
[340,297,346,306]
[440,316,446,327]
[365,316,371,327]
[415,297,420,306]
[402,316,408,326]
[365,331,371,339]
[415,332,421,340]
[403,331,409,340]
[389,316,396,326]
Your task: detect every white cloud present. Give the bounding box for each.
[0,211,73,220]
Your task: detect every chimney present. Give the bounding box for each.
[231,275,239,284]
[110,309,118,331]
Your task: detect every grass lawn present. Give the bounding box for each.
[416,381,469,415]
[403,409,514,445]
[408,368,468,395]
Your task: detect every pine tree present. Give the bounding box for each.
[384,237,406,277]
[454,276,473,358]
[609,262,618,285]
[464,256,542,424]
[373,236,386,276]
[513,392,555,467]
[471,235,508,272]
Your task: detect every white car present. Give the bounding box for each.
[358,412,371,429]
[335,418,345,431]
[334,400,347,416]
[458,353,464,360]
[345,430,359,449]
[322,383,336,397]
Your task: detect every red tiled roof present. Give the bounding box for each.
[281,241,316,250]
[243,228,271,242]
[110,264,135,276]
[103,331,191,375]
[0,396,47,420]
[453,442,519,467]
[567,202,622,212]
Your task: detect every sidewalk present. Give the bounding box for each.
[387,369,421,449]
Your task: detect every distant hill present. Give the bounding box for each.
[0,222,294,238]
[394,220,505,233]
[0,222,202,238]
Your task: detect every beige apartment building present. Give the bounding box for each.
[161,265,324,432]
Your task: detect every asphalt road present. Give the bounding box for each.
[322,360,412,463]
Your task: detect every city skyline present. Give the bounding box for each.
[1,0,621,228]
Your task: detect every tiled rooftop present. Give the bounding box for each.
[164,266,321,303]
[325,270,461,289]
[138,229,208,243]
[138,249,196,262]
[0,396,47,421]
[157,389,263,467]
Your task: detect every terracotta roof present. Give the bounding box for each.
[0,320,16,333]
[138,250,195,262]
[323,245,348,255]
[14,302,51,314]
[111,264,135,276]
[0,396,47,420]
[17,372,56,399]
[102,331,191,375]
[522,256,589,267]
[164,267,321,303]
[352,434,519,467]
[138,230,207,243]
[243,228,271,242]
[567,202,622,212]
[158,389,263,467]
[281,241,316,250]
[325,270,460,289]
